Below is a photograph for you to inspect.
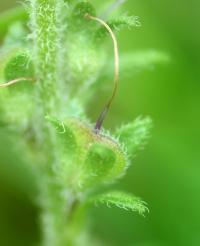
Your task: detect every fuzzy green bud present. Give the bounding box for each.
[47,117,127,191]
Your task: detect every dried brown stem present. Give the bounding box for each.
[85,14,119,132]
[0,77,35,88]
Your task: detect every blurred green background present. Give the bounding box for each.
[0,1,200,245]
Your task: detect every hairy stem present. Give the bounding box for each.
[31,0,60,114]
[29,1,70,245]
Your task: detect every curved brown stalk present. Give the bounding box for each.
[85,14,119,132]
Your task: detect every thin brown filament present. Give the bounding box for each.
[0,77,35,88]
[85,14,119,132]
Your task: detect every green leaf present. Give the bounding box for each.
[109,14,141,29]
[45,116,79,188]
[46,116,77,155]
[72,2,96,18]
[0,51,35,126]
[90,190,148,215]
[68,118,128,189]
[71,2,96,28]
[95,14,141,40]
[115,116,153,158]
[82,143,116,186]
[47,117,127,190]
[4,51,34,82]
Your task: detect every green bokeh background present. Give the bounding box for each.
[0,1,200,245]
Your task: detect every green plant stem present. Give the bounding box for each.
[32,0,60,114]
[30,1,72,245]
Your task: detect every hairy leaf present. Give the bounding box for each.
[4,51,34,82]
[0,52,35,127]
[47,117,127,190]
[71,2,96,28]
[91,190,148,215]
[46,116,77,154]
[83,143,116,186]
[95,14,141,40]
[116,116,153,158]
